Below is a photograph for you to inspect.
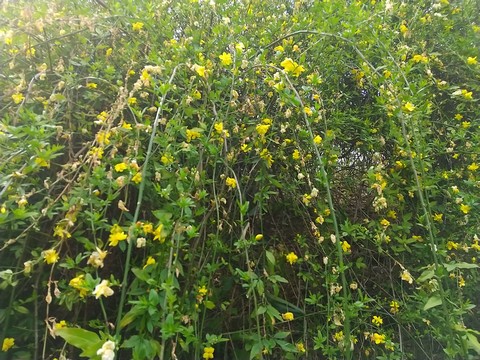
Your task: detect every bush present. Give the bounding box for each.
[1,0,479,359]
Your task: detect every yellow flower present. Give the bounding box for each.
[213,122,230,137]
[141,69,151,83]
[198,285,208,296]
[194,64,206,77]
[96,111,108,123]
[274,45,284,52]
[467,163,479,171]
[333,331,344,342]
[214,122,225,134]
[55,320,67,329]
[86,82,97,89]
[96,130,111,145]
[128,97,137,106]
[131,172,142,184]
[69,274,88,297]
[186,129,201,142]
[43,249,59,264]
[461,89,473,100]
[433,213,443,222]
[447,241,459,250]
[256,123,270,137]
[286,252,298,265]
[280,58,305,77]
[4,31,13,45]
[203,346,215,359]
[142,223,154,234]
[372,315,383,326]
[282,312,294,321]
[122,122,132,130]
[260,148,273,167]
[109,231,127,247]
[192,89,202,99]
[296,342,306,353]
[412,54,428,63]
[153,224,166,242]
[460,204,471,214]
[341,240,351,253]
[454,113,463,120]
[467,56,477,65]
[304,106,313,116]
[2,338,14,352]
[371,333,386,344]
[462,121,471,129]
[402,102,415,112]
[389,300,399,314]
[219,52,232,66]
[387,210,397,219]
[115,162,128,172]
[255,234,264,241]
[380,219,390,227]
[11,93,25,104]
[458,276,465,287]
[143,256,156,269]
[161,153,174,165]
[105,47,113,57]
[132,22,144,31]
[292,149,301,160]
[225,177,237,188]
[313,135,322,145]
[93,279,114,299]
[400,23,408,35]
[401,269,413,284]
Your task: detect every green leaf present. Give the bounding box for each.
[250,341,263,360]
[131,267,150,282]
[444,262,479,272]
[265,250,275,266]
[417,268,435,283]
[204,300,216,309]
[120,308,141,329]
[256,306,267,315]
[55,327,103,358]
[423,294,442,311]
[273,331,290,339]
[465,333,480,355]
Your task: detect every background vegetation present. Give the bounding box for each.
[1,0,479,359]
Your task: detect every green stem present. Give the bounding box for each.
[281,68,351,359]
[114,65,182,341]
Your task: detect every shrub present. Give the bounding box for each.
[1,0,479,359]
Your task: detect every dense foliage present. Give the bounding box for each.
[1,0,479,359]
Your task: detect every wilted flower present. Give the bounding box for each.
[87,248,108,268]
[93,280,114,299]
